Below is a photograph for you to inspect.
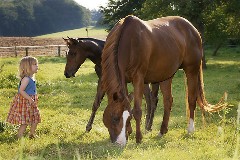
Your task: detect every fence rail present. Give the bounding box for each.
[0,44,67,57]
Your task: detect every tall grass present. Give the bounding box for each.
[0,47,239,159]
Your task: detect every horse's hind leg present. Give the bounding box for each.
[132,76,145,143]
[86,79,105,132]
[184,71,198,134]
[143,84,152,131]
[146,83,159,131]
[159,78,173,137]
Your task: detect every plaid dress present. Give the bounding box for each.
[7,94,41,125]
[6,78,41,125]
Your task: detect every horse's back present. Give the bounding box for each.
[147,16,203,68]
[117,16,202,82]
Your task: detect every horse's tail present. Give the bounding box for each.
[196,61,228,112]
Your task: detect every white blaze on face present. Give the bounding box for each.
[187,118,195,134]
[116,110,130,146]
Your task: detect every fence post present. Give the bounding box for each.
[14,46,17,57]
[25,47,29,56]
[57,46,61,57]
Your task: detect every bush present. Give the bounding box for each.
[0,74,18,89]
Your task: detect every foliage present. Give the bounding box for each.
[0,0,91,36]
[100,0,146,30]
[0,73,18,89]
[91,10,104,26]
[0,47,240,159]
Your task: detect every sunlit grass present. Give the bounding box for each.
[36,26,108,39]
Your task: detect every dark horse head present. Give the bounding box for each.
[63,37,104,78]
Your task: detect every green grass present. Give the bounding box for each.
[36,26,108,39]
[0,47,240,159]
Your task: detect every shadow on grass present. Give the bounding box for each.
[26,133,124,159]
[0,122,20,143]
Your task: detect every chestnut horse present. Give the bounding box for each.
[101,15,227,146]
[63,37,159,132]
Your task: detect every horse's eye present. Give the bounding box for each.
[112,116,120,124]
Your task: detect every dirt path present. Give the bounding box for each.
[0,37,65,47]
[0,37,67,57]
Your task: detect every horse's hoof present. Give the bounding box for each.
[187,128,194,134]
[145,126,152,131]
[158,132,163,137]
[187,118,195,134]
[136,139,142,143]
[136,133,143,143]
[86,126,92,132]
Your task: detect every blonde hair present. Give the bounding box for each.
[19,56,38,79]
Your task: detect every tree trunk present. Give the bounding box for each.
[202,53,207,69]
[212,42,223,56]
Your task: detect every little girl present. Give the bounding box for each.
[7,56,41,139]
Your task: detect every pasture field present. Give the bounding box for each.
[0,46,240,159]
[36,26,108,40]
[0,27,107,57]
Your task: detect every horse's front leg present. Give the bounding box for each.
[86,78,105,132]
[132,77,144,143]
[159,78,173,137]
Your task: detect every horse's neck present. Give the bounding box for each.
[86,44,102,66]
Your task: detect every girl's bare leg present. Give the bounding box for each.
[17,124,27,138]
[29,123,38,138]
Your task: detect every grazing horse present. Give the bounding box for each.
[63,37,159,132]
[101,15,227,146]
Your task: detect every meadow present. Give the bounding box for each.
[0,45,240,159]
[36,26,108,39]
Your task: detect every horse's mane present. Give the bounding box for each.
[101,16,134,98]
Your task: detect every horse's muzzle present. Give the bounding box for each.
[64,72,75,78]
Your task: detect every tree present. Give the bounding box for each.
[0,2,18,35]
[100,0,145,30]
[139,0,240,55]
[0,0,91,36]
[204,2,229,56]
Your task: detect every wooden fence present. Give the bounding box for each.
[0,45,68,57]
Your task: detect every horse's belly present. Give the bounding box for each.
[144,70,176,83]
[143,42,184,82]
[144,62,180,83]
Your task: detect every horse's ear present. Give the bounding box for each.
[67,38,78,45]
[63,37,68,43]
[63,37,72,45]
